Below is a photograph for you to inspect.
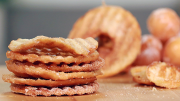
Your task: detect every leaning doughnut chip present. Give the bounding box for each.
[6,50,99,64]
[130,66,154,85]
[2,74,97,87]
[10,82,99,96]
[8,36,98,56]
[147,62,180,88]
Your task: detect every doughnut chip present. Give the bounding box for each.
[10,82,99,96]
[6,50,99,64]
[68,5,141,77]
[130,66,154,85]
[2,74,97,87]
[6,60,102,80]
[8,36,98,56]
[6,58,104,72]
[147,62,180,88]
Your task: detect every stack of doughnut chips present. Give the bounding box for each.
[2,36,104,96]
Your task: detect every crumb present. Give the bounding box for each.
[152,87,157,91]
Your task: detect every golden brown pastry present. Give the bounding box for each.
[147,8,180,43]
[133,35,162,66]
[147,62,180,89]
[163,36,180,67]
[130,66,154,85]
[3,36,104,96]
[68,5,141,78]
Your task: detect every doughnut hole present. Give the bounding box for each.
[142,34,163,51]
[133,47,161,66]
[133,35,162,66]
[97,34,113,59]
[163,36,180,67]
[147,8,180,43]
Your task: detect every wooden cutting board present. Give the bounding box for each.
[1,65,180,101]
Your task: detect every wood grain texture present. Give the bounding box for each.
[1,66,180,101]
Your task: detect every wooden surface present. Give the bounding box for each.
[1,65,180,101]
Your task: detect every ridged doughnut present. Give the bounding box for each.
[68,5,141,77]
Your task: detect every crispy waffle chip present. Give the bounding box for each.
[2,74,97,87]
[68,5,141,77]
[6,50,99,64]
[7,58,104,72]
[8,36,98,56]
[6,60,102,80]
[10,82,99,96]
[147,62,180,88]
[130,66,154,85]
